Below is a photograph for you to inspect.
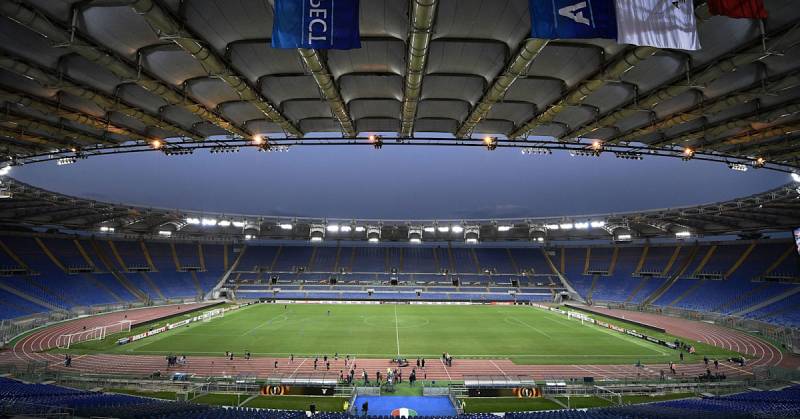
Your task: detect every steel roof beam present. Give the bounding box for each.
[509,46,658,139]
[297,48,356,137]
[456,39,548,138]
[0,55,202,141]
[0,127,62,150]
[400,0,438,137]
[0,88,147,144]
[0,1,249,139]
[649,101,800,148]
[614,70,800,144]
[572,22,800,142]
[128,0,302,138]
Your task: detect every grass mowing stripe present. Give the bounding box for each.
[394,304,401,357]
[67,304,742,365]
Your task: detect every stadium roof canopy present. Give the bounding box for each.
[0,1,799,171]
[2,178,799,243]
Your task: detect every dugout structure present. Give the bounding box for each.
[56,320,131,349]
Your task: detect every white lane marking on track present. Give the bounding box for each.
[289,358,307,377]
[440,357,452,380]
[489,360,508,377]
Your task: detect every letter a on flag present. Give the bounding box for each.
[529,0,618,39]
[272,0,361,50]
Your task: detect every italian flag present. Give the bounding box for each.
[391,408,418,417]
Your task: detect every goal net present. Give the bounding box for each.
[56,320,132,349]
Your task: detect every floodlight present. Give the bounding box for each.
[368,237,380,243]
[151,140,162,149]
[252,135,265,145]
[186,217,200,225]
[616,234,632,241]
[451,225,464,233]
[437,226,450,233]
[545,224,559,230]
[201,218,217,226]
[99,226,115,233]
[354,226,366,232]
[279,223,293,230]
[0,166,10,176]
[682,147,694,160]
[340,225,352,233]
[310,236,323,242]
[423,226,435,233]
[410,238,422,244]
[791,172,800,183]
[465,238,479,244]
[675,231,691,238]
[590,221,605,228]
[497,225,513,232]
[232,221,245,228]
[158,230,172,237]
[245,234,255,240]
[574,222,589,229]
[326,224,340,233]
[535,237,544,243]
[728,163,748,172]
[484,136,498,151]
[559,223,573,230]
[217,220,231,227]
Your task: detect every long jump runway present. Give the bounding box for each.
[0,304,789,382]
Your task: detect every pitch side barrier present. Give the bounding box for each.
[115,302,252,345]
[564,304,667,333]
[531,304,679,351]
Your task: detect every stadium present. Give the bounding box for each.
[0,0,800,418]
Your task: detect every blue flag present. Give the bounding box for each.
[529,0,617,39]
[272,0,361,50]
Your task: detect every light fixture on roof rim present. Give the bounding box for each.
[497,225,513,232]
[423,226,435,233]
[0,166,11,176]
[158,230,172,237]
[590,221,606,228]
[278,223,293,230]
[464,226,480,244]
[217,220,231,227]
[367,226,381,243]
[675,231,691,238]
[408,227,423,243]
[309,224,325,242]
[791,172,800,183]
[451,225,464,234]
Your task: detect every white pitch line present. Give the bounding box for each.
[394,304,401,357]
[241,313,286,336]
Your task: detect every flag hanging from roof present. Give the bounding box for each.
[529,0,618,39]
[272,0,361,50]
[707,0,768,19]
[615,0,701,50]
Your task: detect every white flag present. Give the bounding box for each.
[615,0,701,50]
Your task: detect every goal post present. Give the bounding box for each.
[56,320,132,349]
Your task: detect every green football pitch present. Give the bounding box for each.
[88,303,738,365]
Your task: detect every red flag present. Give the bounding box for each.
[707,0,768,19]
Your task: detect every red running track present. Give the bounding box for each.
[0,304,791,382]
